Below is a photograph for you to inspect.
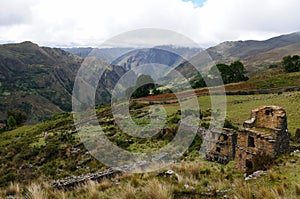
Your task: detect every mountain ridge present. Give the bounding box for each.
[205,31,300,69]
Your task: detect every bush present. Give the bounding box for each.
[7,110,27,125]
[7,116,17,129]
[283,55,300,73]
[223,119,237,130]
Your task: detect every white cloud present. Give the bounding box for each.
[0,0,300,48]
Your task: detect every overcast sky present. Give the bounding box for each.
[1,0,300,48]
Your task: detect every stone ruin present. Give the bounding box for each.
[52,168,121,189]
[202,128,237,165]
[204,106,290,172]
[236,105,290,172]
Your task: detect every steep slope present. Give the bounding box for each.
[0,42,126,123]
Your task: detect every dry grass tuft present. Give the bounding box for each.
[5,182,21,197]
[295,183,300,196]
[26,183,48,199]
[143,178,173,199]
[119,183,138,199]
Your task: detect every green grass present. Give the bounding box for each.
[249,70,300,89]
[226,92,300,135]
[162,92,300,136]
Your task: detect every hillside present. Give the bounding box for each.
[0,92,299,198]
[205,32,300,71]
[0,42,126,123]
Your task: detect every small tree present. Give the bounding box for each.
[7,110,27,125]
[7,116,17,129]
[209,61,248,85]
[126,75,156,98]
[283,55,300,73]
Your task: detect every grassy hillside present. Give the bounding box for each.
[0,100,299,198]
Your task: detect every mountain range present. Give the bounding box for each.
[1,31,300,123]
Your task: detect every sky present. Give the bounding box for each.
[183,0,207,7]
[1,0,300,48]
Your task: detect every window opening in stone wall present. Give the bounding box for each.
[223,134,228,141]
[248,136,255,147]
[265,110,273,116]
[246,159,253,169]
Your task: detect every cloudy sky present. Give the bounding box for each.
[1,0,300,48]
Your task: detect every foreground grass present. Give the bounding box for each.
[1,152,299,199]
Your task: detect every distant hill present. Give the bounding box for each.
[63,32,300,74]
[62,47,134,63]
[63,46,202,71]
[205,31,300,71]
[0,42,126,123]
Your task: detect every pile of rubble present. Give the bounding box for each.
[52,168,121,189]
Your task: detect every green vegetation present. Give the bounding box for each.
[191,61,248,88]
[126,74,159,98]
[7,110,27,126]
[0,112,104,187]
[283,55,300,73]
[7,116,17,130]
[249,70,300,89]
[210,61,248,84]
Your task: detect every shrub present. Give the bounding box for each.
[7,116,17,129]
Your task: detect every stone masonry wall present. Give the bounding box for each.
[203,128,237,164]
[204,106,290,172]
[244,106,287,129]
[235,106,290,172]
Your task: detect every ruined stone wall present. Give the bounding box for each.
[203,128,237,164]
[244,106,287,130]
[236,106,290,172]
[235,129,277,172]
[200,106,290,172]
[274,129,290,155]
